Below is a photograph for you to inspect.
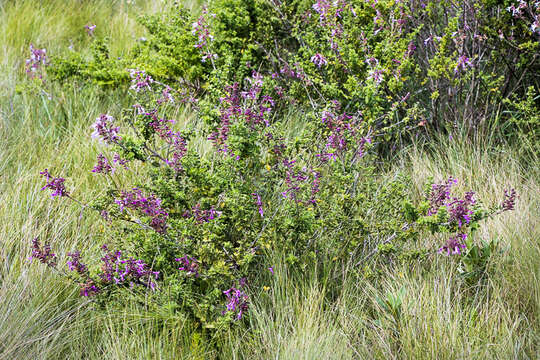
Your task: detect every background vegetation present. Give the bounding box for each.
[0,0,538,359]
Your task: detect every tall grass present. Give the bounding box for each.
[0,1,538,359]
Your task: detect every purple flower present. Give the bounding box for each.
[29,238,57,267]
[428,177,457,215]
[80,280,100,297]
[252,192,264,217]
[40,169,69,198]
[92,153,113,174]
[502,188,517,211]
[311,53,328,68]
[91,114,120,144]
[183,203,222,224]
[115,188,169,233]
[99,244,159,290]
[446,191,475,228]
[192,6,217,63]
[67,251,88,275]
[113,153,129,170]
[128,69,154,92]
[268,267,274,275]
[222,287,249,320]
[438,233,467,255]
[25,44,48,78]
[368,69,385,84]
[84,24,96,36]
[454,55,473,74]
[176,256,200,277]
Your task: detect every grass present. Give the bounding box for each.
[0,1,538,359]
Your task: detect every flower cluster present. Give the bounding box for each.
[502,188,517,211]
[222,287,249,320]
[438,233,467,256]
[192,6,217,62]
[99,245,160,290]
[428,177,457,215]
[454,55,473,74]
[40,169,69,198]
[317,102,365,161]
[84,24,96,36]
[63,244,160,296]
[311,53,328,68]
[507,0,540,34]
[209,77,275,157]
[183,203,222,224]
[115,188,169,233]
[29,238,57,267]
[91,114,120,144]
[446,191,476,228]
[92,153,113,174]
[252,192,264,217]
[67,251,88,275]
[176,256,200,277]
[25,44,48,79]
[129,69,154,92]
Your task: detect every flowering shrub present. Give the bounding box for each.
[27,0,521,333]
[47,0,539,150]
[33,57,516,328]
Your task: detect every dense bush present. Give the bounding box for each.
[33,62,516,330]
[49,0,539,147]
[25,0,522,343]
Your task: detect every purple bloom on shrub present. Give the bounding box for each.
[502,188,517,211]
[252,192,264,217]
[84,24,96,36]
[222,287,249,320]
[128,69,154,92]
[368,69,385,84]
[268,267,274,275]
[40,169,69,198]
[99,244,159,290]
[92,153,113,174]
[115,188,169,233]
[447,191,475,228]
[311,53,328,68]
[438,233,467,255]
[80,280,100,297]
[113,153,129,170]
[29,238,57,267]
[67,251,88,275]
[176,256,200,277]
[316,152,338,162]
[91,114,120,144]
[454,55,473,74]
[183,203,222,224]
[25,44,48,78]
[428,177,457,215]
[192,6,217,63]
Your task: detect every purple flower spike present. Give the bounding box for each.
[91,114,120,144]
[252,192,264,217]
[67,251,88,275]
[40,169,69,198]
[502,189,517,211]
[84,24,96,36]
[29,238,57,267]
[176,256,200,277]
[92,153,113,174]
[311,53,328,68]
[438,233,467,255]
[222,287,249,320]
